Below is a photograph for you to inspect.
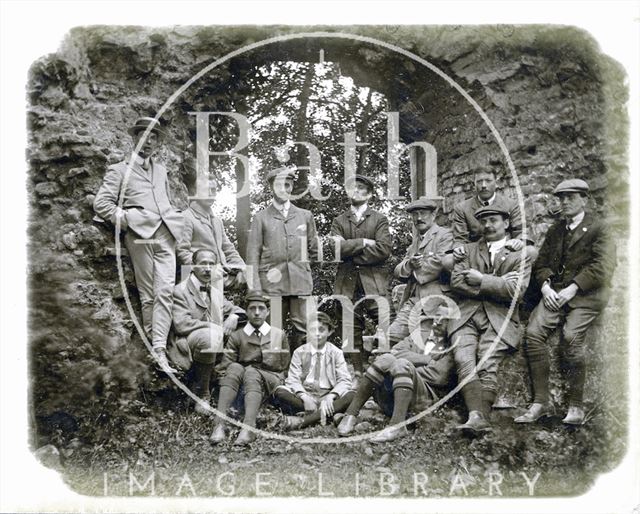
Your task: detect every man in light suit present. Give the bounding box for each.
[169,249,246,414]
[387,197,454,347]
[331,175,392,374]
[94,117,183,372]
[449,203,532,433]
[176,178,246,289]
[246,168,319,352]
[515,179,615,425]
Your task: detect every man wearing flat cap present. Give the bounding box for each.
[515,179,615,426]
[331,174,392,375]
[94,117,184,372]
[387,197,454,347]
[246,167,319,352]
[449,202,532,433]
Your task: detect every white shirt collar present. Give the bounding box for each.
[487,236,508,253]
[478,192,496,206]
[272,199,291,214]
[351,203,368,219]
[309,343,328,356]
[243,322,271,336]
[132,153,152,169]
[567,211,585,231]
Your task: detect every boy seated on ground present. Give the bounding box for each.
[210,292,290,446]
[274,312,355,430]
[337,302,456,442]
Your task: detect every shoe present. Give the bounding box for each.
[234,428,257,446]
[333,413,345,426]
[562,406,585,425]
[455,411,492,433]
[282,415,304,431]
[153,349,177,374]
[363,399,378,410]
[370,425,408,443]
[194,396,212,416]
[337,414,357,437]
[210,424,226,444]
[514,403,554,424]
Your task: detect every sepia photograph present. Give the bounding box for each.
[1,2,638,513]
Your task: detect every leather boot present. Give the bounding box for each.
[514,403,554,424]
[370,425,408,443]
[337,414,357,437]
[562,406,585,425]
[210,424,226,444]
[455,410,492,433]
[234,427,257,446]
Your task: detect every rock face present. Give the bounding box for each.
[27,26,627,441]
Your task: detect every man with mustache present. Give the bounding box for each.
[94,117,184,373]
[449,203,532,433]
[387,197,454,347]
[515,179,615,425]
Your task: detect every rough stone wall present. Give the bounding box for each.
[27,26,627,422]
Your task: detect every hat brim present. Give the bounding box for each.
[128,125,166,138]
[553,189,588,196]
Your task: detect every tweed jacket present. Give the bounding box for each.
[93,157,183,240]
[331,207,392,298]
[171,275,245,336]
[282,342,353,398]
[391,335,456,389]
[246,203,318,296]
[394,223,454,306]
[449,239,532,348]
[452,194,523,247]
[218,324,290,375]
[533,212,614,310]
[176,203,245,270]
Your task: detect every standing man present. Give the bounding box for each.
[387,197,454,347]
[94,117,183,372]
[515,179,615,425]
[331,175,392,375]
[176,178,246,289]
[452,169,525,259]
[169,249,246,414]
[449,203,532,433]
[246,168,318,351]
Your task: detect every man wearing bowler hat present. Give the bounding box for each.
[246,167,318,352]
[387,197,454,347]
[515,179,615,426]
[449,202,532,433]
[94,117,184,372]
[331,174,392,375]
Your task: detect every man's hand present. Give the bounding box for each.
[453,245,466,261]
[541,282,561,311]
[556,283,579,307]
[462,268,483,286]
[505,238,524,252]
[301,394,318,412]
[409,254,423,270]
[223,314,239,335]
[320,395,335,417]
[363,238,376,247]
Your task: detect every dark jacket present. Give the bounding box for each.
[331,207,392,298]
[452,194,523,247]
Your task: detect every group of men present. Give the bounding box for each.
[94,117,615,445]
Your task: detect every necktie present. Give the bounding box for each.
[254,329,261,340]
[312,352,321,389]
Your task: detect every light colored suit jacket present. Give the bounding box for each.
[449,239,532,348]
[176,204,245,269]
[93,157,183,240]
[395,223,453,306]
[283,342,353,398]
[246,203,318,296]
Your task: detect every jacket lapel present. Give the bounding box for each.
[129,156,153,183]
[418,224,437,250]
[567,213,591,249]
[477,240,492,272]
[187,277,208,309]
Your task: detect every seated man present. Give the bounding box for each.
[337,303,456,442]
[210,292,290,446]
[449,203,532,433]
[275,312,354,430]
[169,249,245,414]
[388,197,453,347]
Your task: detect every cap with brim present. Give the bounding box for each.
[405,197,440,212]
[474,204,510,220]
[245,291,270,307]
[354,174,375,191]
[266,167,297,183]
[128,117,167,138]
[553,178,589,196]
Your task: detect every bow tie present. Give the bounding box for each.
[482,201,490,206]
[200,284,211,293]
